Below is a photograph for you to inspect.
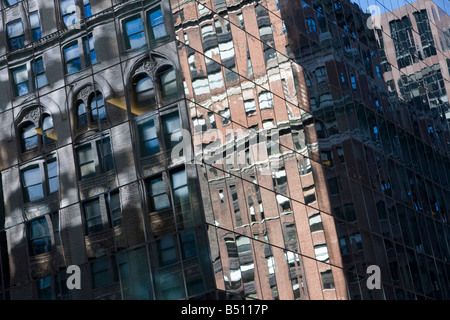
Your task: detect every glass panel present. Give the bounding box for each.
[149,177,170,211]
[126,17,145,49]
[30,217,52,255]
[23,166,41,186]
[160,68,178,101]
[92,259,109,288]
[7,20,23,38]
[15,65,28,80]
[136,76,156,108]
[38,276,52,300]
[30,12,40,29]
[163,112,181,149]
[84,199,103,234]
[158,236,177,266]
[77,145,93,164]
[139,118,160,156]
[84,0,92,18]
[47,160,59,193]
[42,116,55,143]
[149,8,167,40]
[22,124,38,150]
[64,43,79,61]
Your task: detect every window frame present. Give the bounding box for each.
[83,33,96,67]
[29,11,42,42]
[28,215,53,256]
[7,19,25,51]
[83,190,122,236]
[123,15,146,50]
[33,57,47,89]
[21,122,39,152]
[11,64,30,97]
[21,159,59,203]
[147,5,168,44]
[63,41,82,74]
[75,136,115,181]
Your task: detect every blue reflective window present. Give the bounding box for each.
[7,20,25,50]
[90,92,106,121]
[139,117,160,157]
[12,65,29,96]
[64,43,81,74]
[60,0,79,27]
[30,11,42,41]
[84,0,92,18]
[21,123,38,152]
[29,217,52,255]
[46,159,59,194]
[148,7,167,41]
[33,57,47,88]
[22,166,44,202]
[124,17,146,49]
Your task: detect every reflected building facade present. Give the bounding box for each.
[0,0,449,301]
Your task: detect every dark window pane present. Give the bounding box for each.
[84,199,103,234]
[77,144,95,180]
[139,118,160,157]
[21,123,38,151]
[29,217,52,255]
[149,177,171,211]
[46,159,59,193]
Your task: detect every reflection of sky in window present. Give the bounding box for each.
[351,0,450,16]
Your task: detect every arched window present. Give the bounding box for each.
[21,122,38,152]
[90,92,106,121]
[78,102,87,128]
[158,66,178,104]
[42,115,56,144]
[134,76,156,115]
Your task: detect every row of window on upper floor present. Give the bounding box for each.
[4,1,169,54]
[9,5,171,99]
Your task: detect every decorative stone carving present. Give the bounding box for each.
[134,58,157,77]
[77,86,94,102]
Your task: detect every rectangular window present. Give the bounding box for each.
[29,217,52,255]
[108,191,122,227]
[77,144,95,180]
[97,137,114,173]
[12,65,29,97]
[321,270,335,289]
[51,213,61,246]
[258,91,273,110]
[60,0,79,27]
[84,198,103,234]
[158,236,178,266]
[38,276,53,300]
[84,0,92,18]
[171,170,190,214]
[148,6,167,43]
[30,11,42,41]
[309,213,323,232]
[91,258,117,288]
[64,42,81,74]
[7,20,25,51]
[160,68,178,103]
[46,159,59,194]
[124,16,146,49]
[83,34,96,66]
[162,112,182,150]
[5,0,20,6]
[22,166,44,202]
[148,176,171,211]
[138,118,160,157]
[33,57,47,89]
[314,244,329,262]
